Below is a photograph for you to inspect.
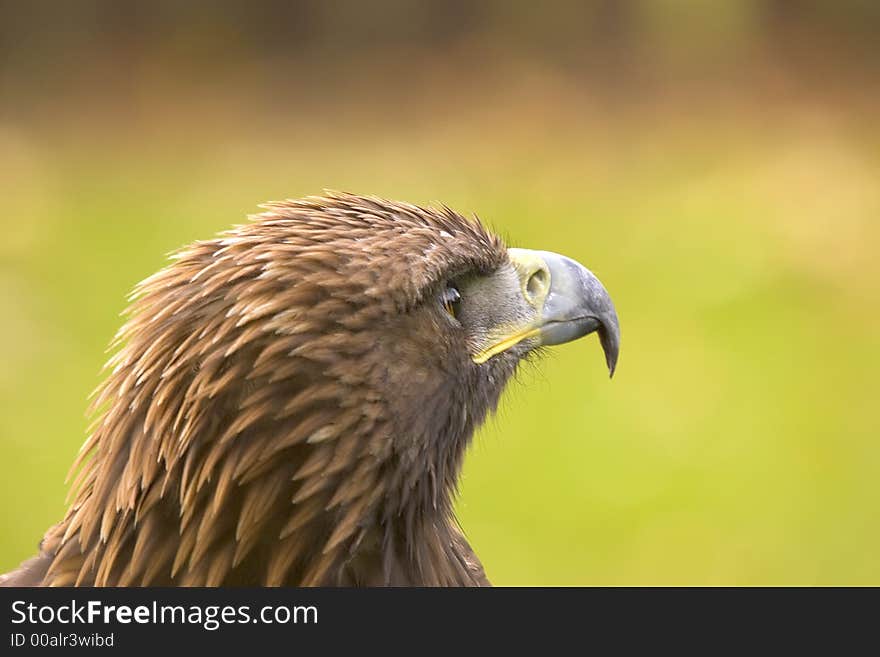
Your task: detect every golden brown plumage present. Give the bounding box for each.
[1,192,619,587]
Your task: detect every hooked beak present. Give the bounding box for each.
[472,248,620,377]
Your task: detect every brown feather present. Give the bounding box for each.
[3,192,508,587]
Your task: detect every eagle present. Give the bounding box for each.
[1,192,619,587]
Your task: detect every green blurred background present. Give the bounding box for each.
[2,1,879,585]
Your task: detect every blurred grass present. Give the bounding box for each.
[1,81,878,584]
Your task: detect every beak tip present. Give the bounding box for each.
[598,314,620,380]
[606,350,618,379]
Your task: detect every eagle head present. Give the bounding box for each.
[7,192,619,587]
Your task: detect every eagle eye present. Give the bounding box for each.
[441,285,461,319]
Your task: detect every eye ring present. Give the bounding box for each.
[441,284,461,319]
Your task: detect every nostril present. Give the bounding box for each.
[526,267,550,301]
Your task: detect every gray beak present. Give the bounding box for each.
[508,248,620,377]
